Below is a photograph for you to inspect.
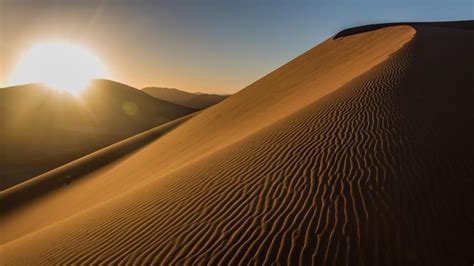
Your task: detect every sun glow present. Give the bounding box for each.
[8,42,110,94]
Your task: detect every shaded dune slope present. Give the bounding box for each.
[0,113,195,226]
[2,23,473,265]
[0,80,195,189]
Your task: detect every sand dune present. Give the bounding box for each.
[0,80,195,189]
[143,87,228,109]
[1,22,473,265]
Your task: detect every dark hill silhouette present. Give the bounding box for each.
[0,79,195,189]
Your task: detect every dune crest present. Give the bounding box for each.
[2,22,473,265]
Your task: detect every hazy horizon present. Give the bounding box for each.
[1,0,472,94]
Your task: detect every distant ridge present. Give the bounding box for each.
[143,86,228,109]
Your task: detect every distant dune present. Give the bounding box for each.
[1,22,473,265]
[143,86,228,109]
[0,80,195,189]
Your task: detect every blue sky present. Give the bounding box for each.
[1,0,472,93]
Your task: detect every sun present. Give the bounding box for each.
[8,41,110,95]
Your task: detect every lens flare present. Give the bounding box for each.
[8,42,110,95]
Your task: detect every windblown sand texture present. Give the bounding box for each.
[1,22,473,265]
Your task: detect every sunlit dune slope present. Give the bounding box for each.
[0,80,195,189]
[0,26,413,245]
[143,87,228,109]
[2,22,473,265]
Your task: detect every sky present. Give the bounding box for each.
[1,0,472,94]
